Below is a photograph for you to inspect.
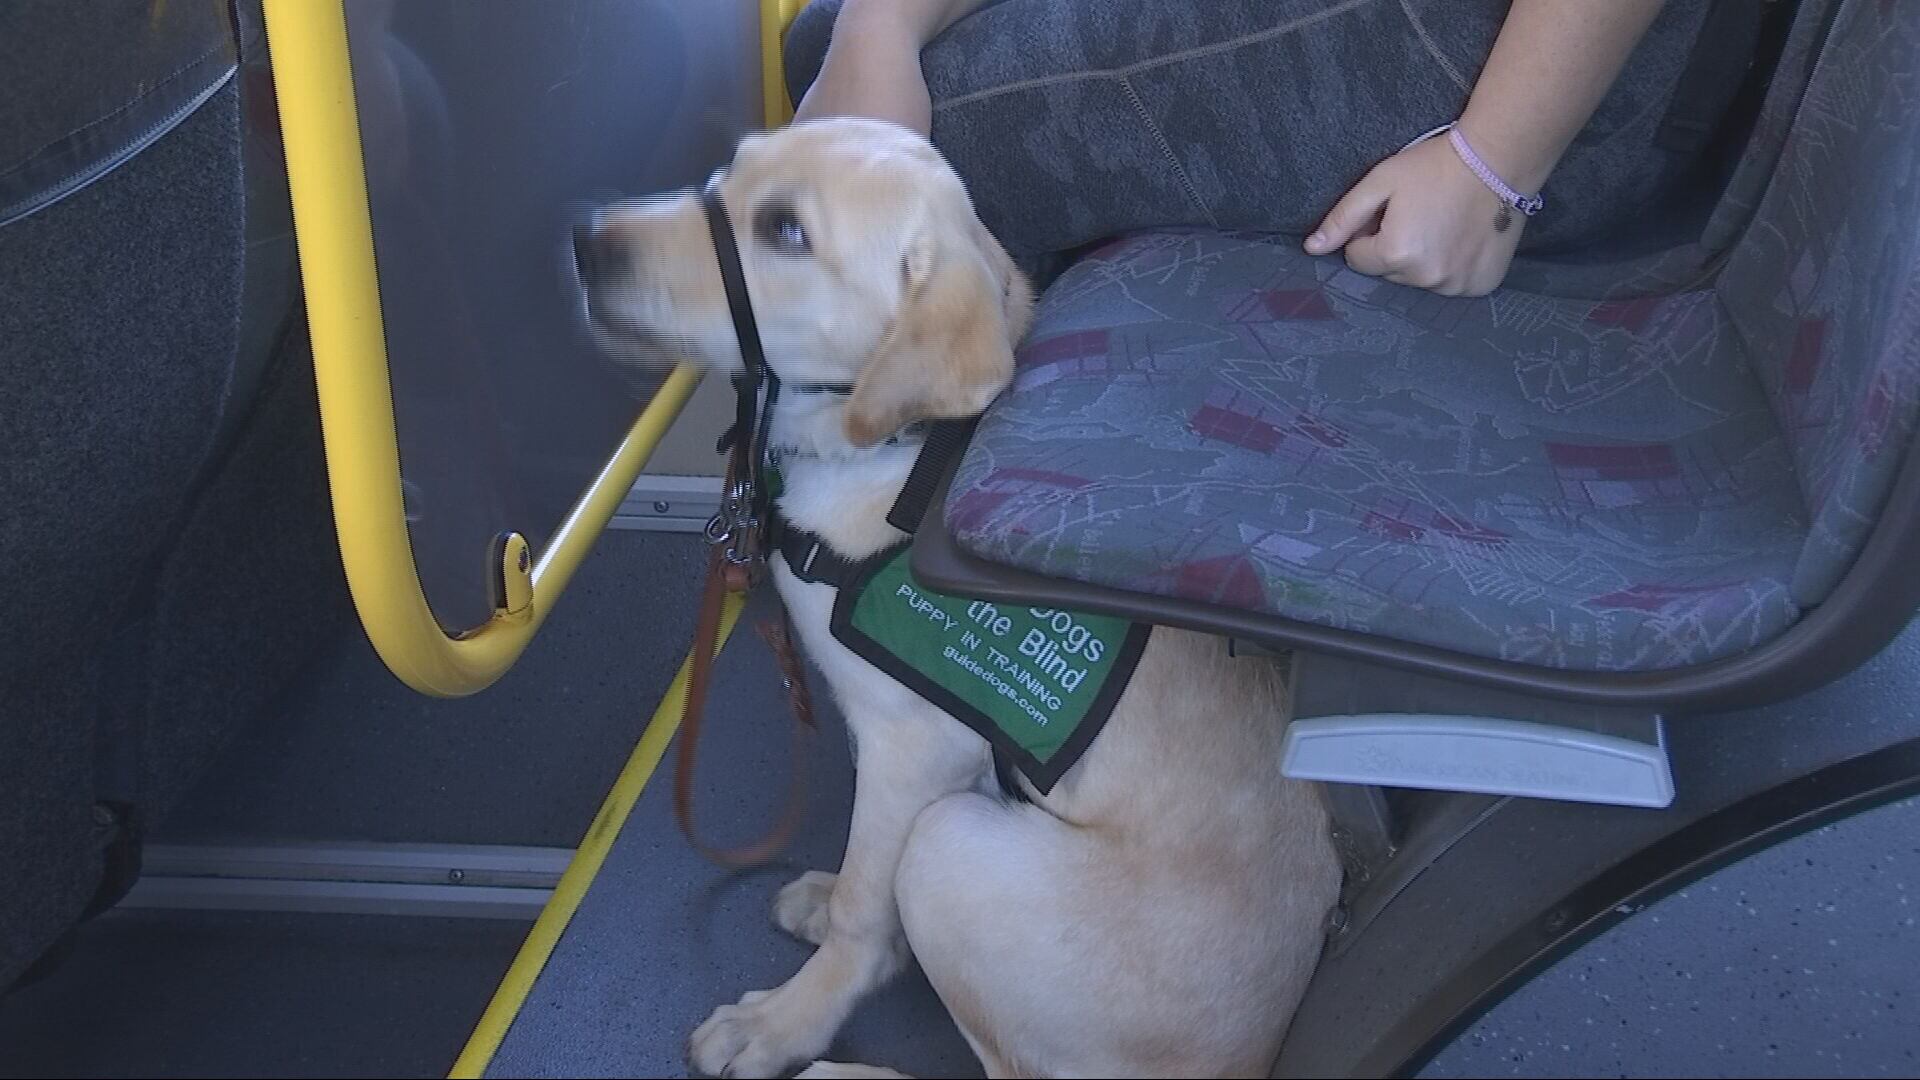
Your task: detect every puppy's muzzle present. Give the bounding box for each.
[572,221,626,291]
[572,213,662,352]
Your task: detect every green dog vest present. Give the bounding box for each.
[829,543,1149,794]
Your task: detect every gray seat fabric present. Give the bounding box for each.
[1,4,349,991]
[949,235,1806,672]
[945,0,1919,674]
[0,75,242,991]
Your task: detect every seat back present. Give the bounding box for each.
[0,4,244,991]
[1505,0,1837,299]
[0,2,348,993]
[1715,0,1920,606]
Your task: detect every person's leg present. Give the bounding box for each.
[785,0,1479,274]
[784,0,1731,283]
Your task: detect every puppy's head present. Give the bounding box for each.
[574,118,1032,447]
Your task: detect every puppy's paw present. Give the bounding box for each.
[773,870,836,945]
[689,990,829,1079]
[796,1062,913,1079]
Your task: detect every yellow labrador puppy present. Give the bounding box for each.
[574,118,1339,1080]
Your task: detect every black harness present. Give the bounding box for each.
[698,171,847,576]
[697,170,969,584]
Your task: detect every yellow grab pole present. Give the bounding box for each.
[261,0,704,697]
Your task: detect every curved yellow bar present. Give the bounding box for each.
[261,0,704,698]
[761,0,808,126]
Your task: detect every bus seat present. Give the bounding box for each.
[0,2,348,991]
[910,0,1920,802]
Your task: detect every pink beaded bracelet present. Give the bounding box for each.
[1401,121,1545,226]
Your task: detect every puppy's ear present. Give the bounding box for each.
[843,219,1031,448]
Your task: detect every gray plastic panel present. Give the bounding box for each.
[1283,715,1675,808]
[343,1,758,631]
[1286,651,1675,807]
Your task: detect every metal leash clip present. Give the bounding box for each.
[706,476,767,572]
[704,477,753,548]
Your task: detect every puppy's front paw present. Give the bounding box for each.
[773,870,836,945]
[689,990,829,1079]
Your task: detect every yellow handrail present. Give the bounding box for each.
[761,0,808,126]
[261,0,704,697]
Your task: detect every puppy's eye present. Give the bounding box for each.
[753,204,810,254]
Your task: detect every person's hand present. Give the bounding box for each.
[1303,132,1528,297]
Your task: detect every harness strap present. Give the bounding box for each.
[885,418,976,535]
[702,175,774,583]
[775,520,868,588]
[1656,0,1770,155]
[771,416,976,586]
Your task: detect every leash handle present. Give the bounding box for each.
[673,524,817,870]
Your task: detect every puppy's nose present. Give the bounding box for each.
[572,223,626,287]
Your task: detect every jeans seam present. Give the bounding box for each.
[0,64,236,230]
[1396,0,1472,94]
[933,0,1384,113]
[1118,75,1218,229]
[0,37,233,185]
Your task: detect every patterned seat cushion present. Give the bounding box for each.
[946,231,1808,672]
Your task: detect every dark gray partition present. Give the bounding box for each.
[343,0,758,631]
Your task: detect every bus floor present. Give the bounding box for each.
[0,910,526,1079]
[476,582,981,1079]
[0,528,974,1078]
